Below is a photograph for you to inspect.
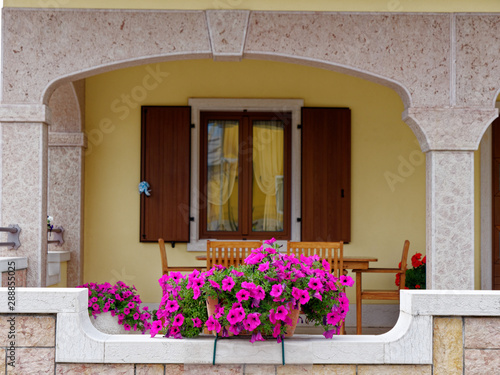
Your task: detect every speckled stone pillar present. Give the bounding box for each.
[426,151,474,289]
[48,81,86,286]
[404,108,497,290]
[0,105,50,287]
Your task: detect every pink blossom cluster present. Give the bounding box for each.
[79,281,152,334]
[152,239,354,341]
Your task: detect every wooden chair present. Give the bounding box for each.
[158,238,205,275]
[206,240,262,269]
[287,241,345,334]
[352,240,410,335]
[287,241,344,278]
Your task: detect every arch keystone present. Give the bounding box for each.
[206,10,250,62]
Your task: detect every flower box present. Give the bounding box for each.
[151,239,353,342]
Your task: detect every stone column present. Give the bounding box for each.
[426,151,475,289]
[0,105,51,287]
[404,107,498,290]
[48,81,86,287]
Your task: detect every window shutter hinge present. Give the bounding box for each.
[171,242,176,248]
[296,218,302,222]
[341,189,345,198]
[297,124,302,129]
[189,217,195,222]
[191,124,195,129]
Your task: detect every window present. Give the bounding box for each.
[140,100,351,248]
[199,111,292,240]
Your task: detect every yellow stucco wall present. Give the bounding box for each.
[84,59,429,303]
[5,0,500,12]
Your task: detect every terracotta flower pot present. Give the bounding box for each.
[206,296,300,337]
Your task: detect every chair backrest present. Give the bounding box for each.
[158,238,169,275]
[206,240,263,269]
[287,241,344,278]
[397,239,411,291]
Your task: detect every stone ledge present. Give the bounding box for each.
[0,257,27,272]
[400,290,500,316]
[0,104,51,124]
[0,289,499,365]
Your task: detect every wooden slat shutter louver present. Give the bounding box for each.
[140,106,191,242]
[301,107,351,242]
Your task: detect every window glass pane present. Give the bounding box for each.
[252,120,284,232]
[206,120,239,232]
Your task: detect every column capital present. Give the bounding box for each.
[403,107,498,152]
[0,104,52,124]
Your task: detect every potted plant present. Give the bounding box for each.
[78,281,152,334]
[395,252,426,289]
[151,239,354,342]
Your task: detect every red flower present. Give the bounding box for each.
[422,256,426,264]
[411,253,423,268]
[395,273,401,287]
[415,285,421,289]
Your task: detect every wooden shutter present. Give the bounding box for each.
[301,107,351,242]
[140,106,191,242]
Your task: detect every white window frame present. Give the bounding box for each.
[187,98,303,251]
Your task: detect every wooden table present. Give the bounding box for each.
[195,255,377,272]
[343,256,378,271]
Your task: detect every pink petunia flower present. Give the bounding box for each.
[192,287,201,300]
[322,258,331,271]
[273,323,281,338]
[170,271,184,284]
[308,277,323,291]
[250,331,265,343]
[165,300,179,313]
[149,320,163,337]
[192,317,202,328]
[244,312,261,331]
[327,312,342,326]
[274,305,288,321]
[323,328,337,339]
[172,313,184,327]
[236,289,251,302]
[253,285,265,300]
[258,261,270,272]
[206,316,221,333]
[340,275,355,287]
[209,279,221,289]
[222,276,235,291]
[270,284,284,298]
[226,307,246,325]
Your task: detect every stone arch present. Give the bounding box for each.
[2,8,446,144]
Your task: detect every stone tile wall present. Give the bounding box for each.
[0,313,499,374]
[1,270,27,288]
[464,317,500,374]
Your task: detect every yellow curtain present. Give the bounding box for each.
[253,122,284,231]
[206,122,239,231]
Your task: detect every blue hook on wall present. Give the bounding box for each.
[139,181,151,196]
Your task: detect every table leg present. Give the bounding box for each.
[356,271,362,335]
